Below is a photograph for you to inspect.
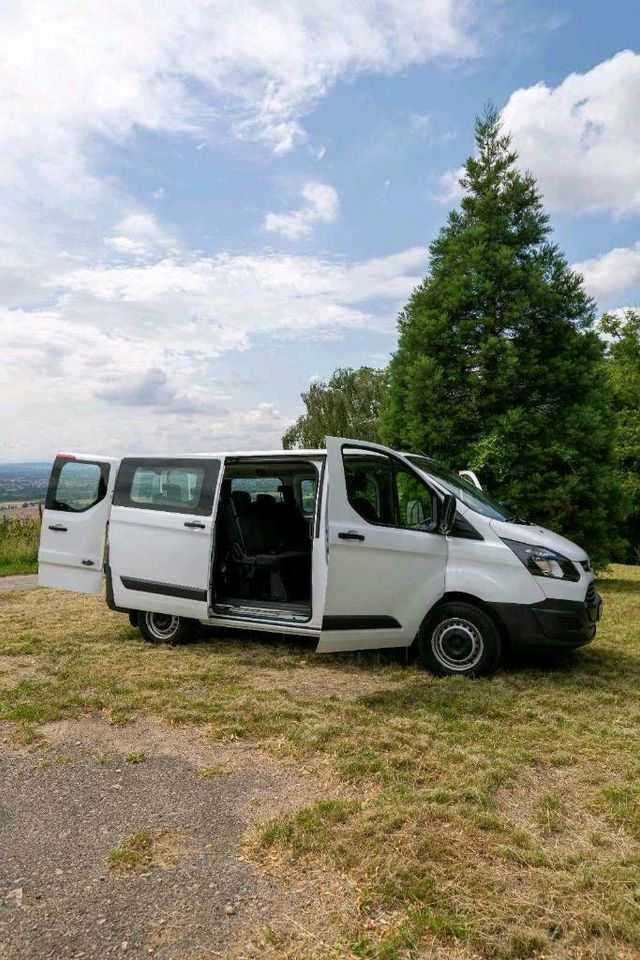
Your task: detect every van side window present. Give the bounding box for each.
[343,448,434,530]
[343,449,395,524]
[300,478,317,515]
[46,459,108,513]
[113,458,220,516]
[130,466,205,510]
[394,461,434,530]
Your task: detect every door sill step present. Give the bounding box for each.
[214,602,311,623]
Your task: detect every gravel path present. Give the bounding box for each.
[0,574,38,595]
[0,717,317,960]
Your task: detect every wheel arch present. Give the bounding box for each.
[419,591,511,649]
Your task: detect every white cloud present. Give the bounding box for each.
[0,0,476,207]
[0,247,425,458]
[573,242,640,303]
[95,367,229,416]
[105,213,176,257]
[0,1,470,457]
[264,182,340,239]
[435,166,465,203]
[501,50,640,215]
[410,112,432,136]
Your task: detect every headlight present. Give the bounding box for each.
[501,538,580,582]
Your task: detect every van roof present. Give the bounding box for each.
[59,449,328,461]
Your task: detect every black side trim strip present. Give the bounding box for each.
[106,564,129,613]
[322,615,401,630]
[121,576,207,602]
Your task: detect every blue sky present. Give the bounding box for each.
[1,1,638,460]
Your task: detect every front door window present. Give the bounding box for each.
[342,447,435,531]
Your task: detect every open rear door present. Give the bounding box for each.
[108,457,222,620]
[39,454,120,593]
[318,437,448,653]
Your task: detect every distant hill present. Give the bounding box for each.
[0,461,52,503]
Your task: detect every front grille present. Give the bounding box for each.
[585,581,596,605]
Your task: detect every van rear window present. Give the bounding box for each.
[46,458,109,513]
[113,458,220,516]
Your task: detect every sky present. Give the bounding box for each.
[1,0,639,461]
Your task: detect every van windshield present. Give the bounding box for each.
[406,455,513,521]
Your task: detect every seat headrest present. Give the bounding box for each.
[280,485,296,506]
[231,489,252,514]
[256,493,276,509]
[165,483,182,502]
[348,470,369,492]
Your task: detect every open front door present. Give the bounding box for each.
[318,437,448,653]
[108,457,222,620]
[38,454,120,593]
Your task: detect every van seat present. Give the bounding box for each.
[218,488,309,601]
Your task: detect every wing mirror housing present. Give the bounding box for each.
[438,493,457,536]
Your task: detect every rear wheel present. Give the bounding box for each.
[138,612,197,646]
[418,602,501,677]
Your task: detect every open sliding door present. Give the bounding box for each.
[318,437,448,653]
[108,457,222,620]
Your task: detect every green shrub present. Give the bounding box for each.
[0,515,41,575]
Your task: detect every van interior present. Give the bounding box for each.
[212,458,319,622]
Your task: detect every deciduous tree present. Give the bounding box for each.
[283,366,387,449]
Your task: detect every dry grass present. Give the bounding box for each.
[0,566,639,958]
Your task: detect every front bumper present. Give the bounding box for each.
[488,589,602,650]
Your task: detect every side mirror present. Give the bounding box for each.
[459,469,482,490]
[438,493,457,536]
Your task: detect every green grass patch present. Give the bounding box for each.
[0,515,40,576]
[107,827,173,873]
[196,764,228,778]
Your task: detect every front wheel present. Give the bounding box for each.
[417,602,501,677]
[137,612,198,646]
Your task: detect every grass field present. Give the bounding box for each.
[0,515,40,575]
[1,566,639,959]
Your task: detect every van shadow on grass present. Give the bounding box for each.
[198,621,638,684]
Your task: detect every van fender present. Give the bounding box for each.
[444,556,544,606]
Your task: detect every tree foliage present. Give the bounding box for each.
[282,366,388,449]
[600,310,640,560]
[381,106,622,565]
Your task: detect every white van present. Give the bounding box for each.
[38,437,602,676]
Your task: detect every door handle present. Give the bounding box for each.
[338,531,365,541]
[81,559,95,566]
[184,520,206,529]
[48,523,68,532]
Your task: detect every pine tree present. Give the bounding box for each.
[381,106,622,566]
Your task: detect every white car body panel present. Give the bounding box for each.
[109,504,216,619]
[317,437,448,652]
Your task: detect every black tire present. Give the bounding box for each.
[417,602,501,677]
[128,611,139,628]
[138,612,198,646]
